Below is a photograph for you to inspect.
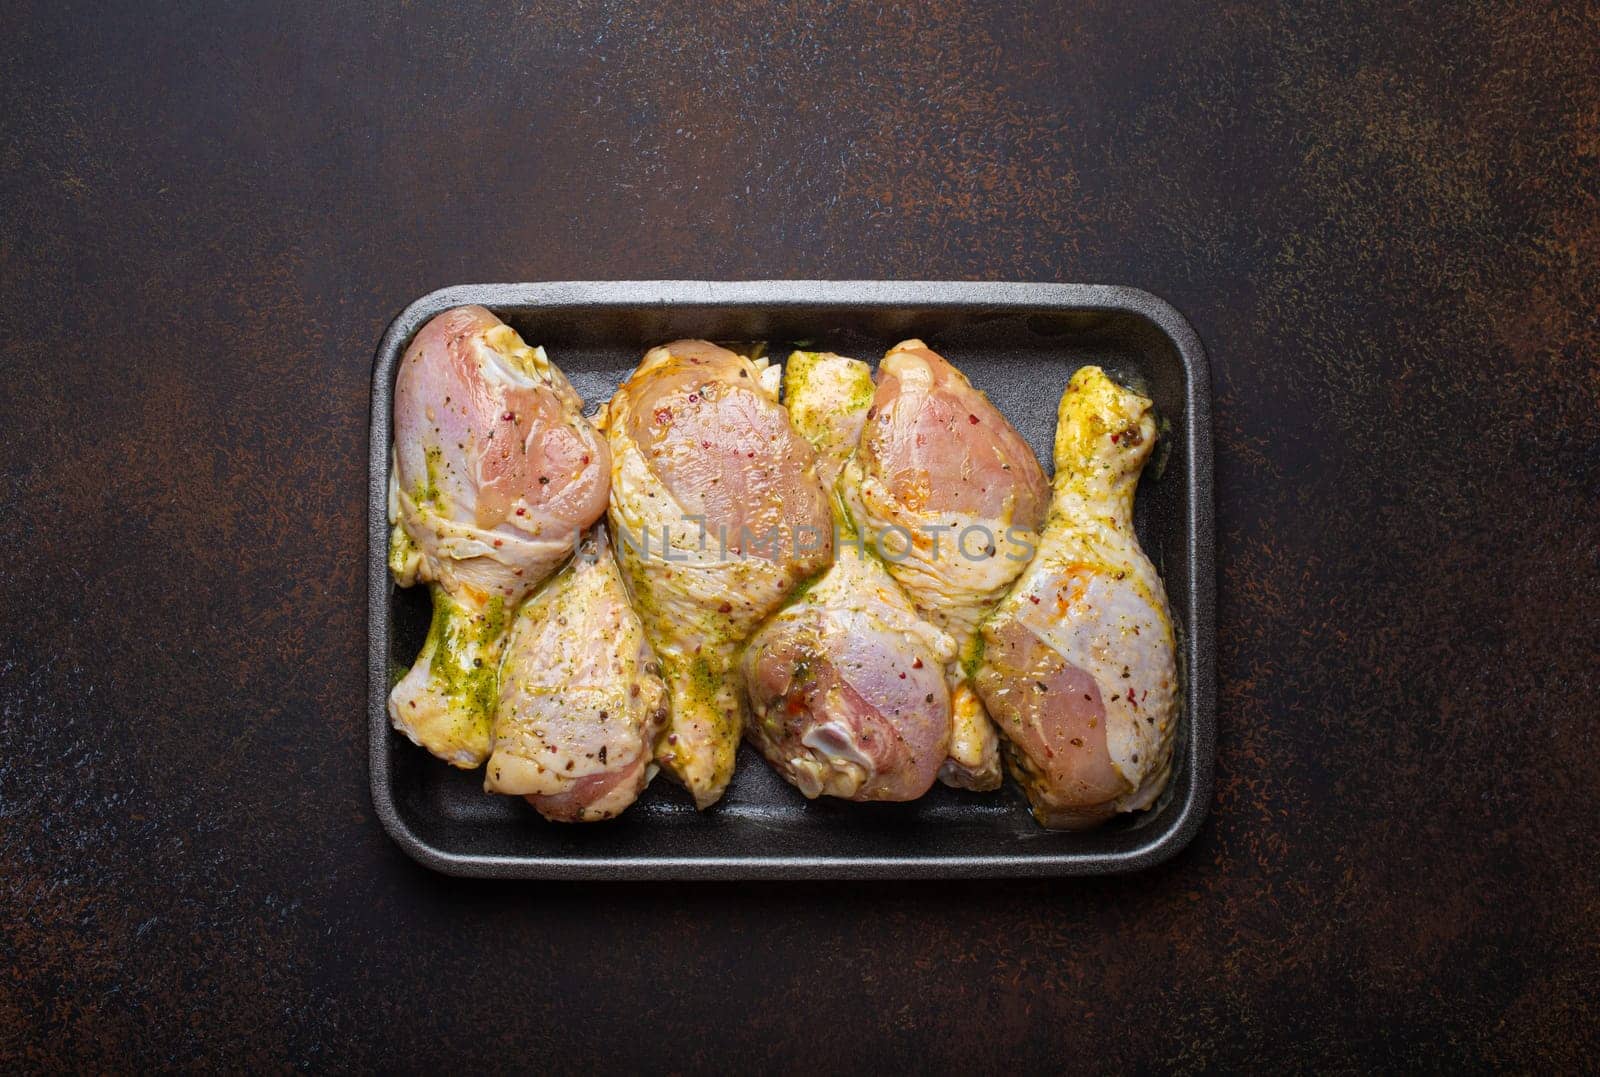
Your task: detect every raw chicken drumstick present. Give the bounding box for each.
[841,340,1050,790]
[742,352,956,801]
[603,341,833,809]
[486,527,669,821]
[387,306,610,767]
[975,366,1177,828]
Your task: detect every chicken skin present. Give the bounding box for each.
[975,366,1177,829]
[841,340,1050,790]
[603,341,833,808]
[486,527,668,821]
[742,352,956,801]
[387,306,610,767]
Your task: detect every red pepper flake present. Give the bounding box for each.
[493,539,503,548]
[718,602,732,613]
[866,406,877,420]
[502,411,515,422]
[968,414,979,424]
[1028,595,1040,604]
[515,507,527,516]
[898,672,907,680]
[653,407,673,425]
[911,658,923,669]
[702,440,711,449]
[1111,432,1120,443]
[687,393,699,403]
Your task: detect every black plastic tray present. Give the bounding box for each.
[368,281,1214,879]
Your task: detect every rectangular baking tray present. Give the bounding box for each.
[369,281,1214,879]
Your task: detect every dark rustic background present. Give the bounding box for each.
[3,1,1596,1071]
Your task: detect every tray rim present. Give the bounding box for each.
[368,280,1215,880]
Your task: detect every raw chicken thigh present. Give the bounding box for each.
[742,352,956,801]
[604,341,833,808]
[387,306,610,767]
[975,366,1177,829]
[842,340,1049,790]
[486,528,668,822]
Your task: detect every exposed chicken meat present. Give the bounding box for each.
[742,352,956,801]
[486,527,668,821]
[387,306,609,766]
[975,366,1177,828]
[603,340,832,808]
[841,340,1049,790]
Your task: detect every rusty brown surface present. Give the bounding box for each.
[2,1,1597,1070]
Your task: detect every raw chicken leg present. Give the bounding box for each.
[387,306,610,767]
[603,340,832,808]
[486,528,669,822]
[742,352,956,801]
[841,340,1049,790]
[975,366,1177,829]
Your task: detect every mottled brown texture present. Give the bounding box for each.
[1,0,1596,1070]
